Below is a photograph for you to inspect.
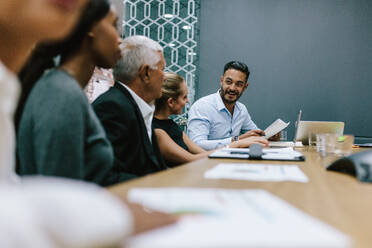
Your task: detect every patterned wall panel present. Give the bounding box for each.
[122,0,201,113]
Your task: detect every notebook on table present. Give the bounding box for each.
[209,145,305,162]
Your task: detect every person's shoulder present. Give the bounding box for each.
[93,85,132,109]
[28,69,87,110]
[153,118,174,131]
[40,69,79,91]
[92,86,138,121]
[94,84,129,102]
[236,100,249,111]
[152,117,163,129]
[196,93,216,103]
[235,101,252,119]
[190,93,216,109]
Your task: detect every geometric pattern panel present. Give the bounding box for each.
[122,0,201,114]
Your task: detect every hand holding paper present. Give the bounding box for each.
[264,118,290,139]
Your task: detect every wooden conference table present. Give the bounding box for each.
[109,147,372,248]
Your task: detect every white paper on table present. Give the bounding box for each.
[269,141,304,147]
[264,118,290,139]
[126,188,350,248]
[204,163,308,182]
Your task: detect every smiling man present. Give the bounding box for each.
[187,61,265,150]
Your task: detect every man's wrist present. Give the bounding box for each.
[231,135,239,142]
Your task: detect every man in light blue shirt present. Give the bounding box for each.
[187,61,266,150]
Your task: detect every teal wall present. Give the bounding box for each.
[197,0,372,141]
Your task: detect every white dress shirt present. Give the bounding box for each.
[0,60,133,247]
[120,82,155,143]
[187,91,258,150]
[0,60,20,183]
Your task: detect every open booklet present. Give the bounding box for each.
[264,118,290,139]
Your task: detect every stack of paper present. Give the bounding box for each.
[204,163,309,182]
[126,188,350,248]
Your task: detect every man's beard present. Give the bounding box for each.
[220,87,242,104]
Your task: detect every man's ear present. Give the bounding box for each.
[139,64,151,83]
[220,76,224,86]
[243,82,249,91]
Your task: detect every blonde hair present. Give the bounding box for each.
[155,72,185,110]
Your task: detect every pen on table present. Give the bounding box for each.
[231,151,249,155]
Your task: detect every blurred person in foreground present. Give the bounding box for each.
[0,0,176,247]
[17,0,131,186]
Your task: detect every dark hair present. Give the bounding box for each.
[15,0,111,130]
[223,61,250,82]
[155,72,185,111]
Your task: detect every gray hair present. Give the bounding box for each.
[114,35,163,83]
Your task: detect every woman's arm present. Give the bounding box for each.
[182,132,206,154]
[155,129,212,165]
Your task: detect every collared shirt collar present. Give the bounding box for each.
[119,82,155,143]
[0,60,20,115]
[215,90,241,113]
[119,82,155,119]
[0,60,20,183]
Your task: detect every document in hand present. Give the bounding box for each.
[264,118,290,139]
[126,188,350,248]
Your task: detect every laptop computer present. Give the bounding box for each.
[269,111,344,147]
[296,121,344,145]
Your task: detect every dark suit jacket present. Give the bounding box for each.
[92,82,167,181]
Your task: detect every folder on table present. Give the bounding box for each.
[209,145,305,162]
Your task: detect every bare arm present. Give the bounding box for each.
[155,129,212,165]
[182,132,206,154]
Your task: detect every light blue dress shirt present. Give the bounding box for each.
[187,91,258,150]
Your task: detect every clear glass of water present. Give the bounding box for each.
[334,135,354,156]
[308,131,317,147]
[280,130,287,141]
[318,133,340,167]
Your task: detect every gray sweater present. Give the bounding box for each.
[17,69,114,186]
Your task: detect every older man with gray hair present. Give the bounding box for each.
[93,35,167,181]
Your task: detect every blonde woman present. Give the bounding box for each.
[154,72,269,167]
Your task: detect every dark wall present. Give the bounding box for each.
[197,0,372,140]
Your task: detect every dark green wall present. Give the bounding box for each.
[197,0,372,140]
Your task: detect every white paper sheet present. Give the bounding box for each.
[126,188,350,248]
[269,141,304,147]
[204,163,309,182]
[264,118,290,139]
